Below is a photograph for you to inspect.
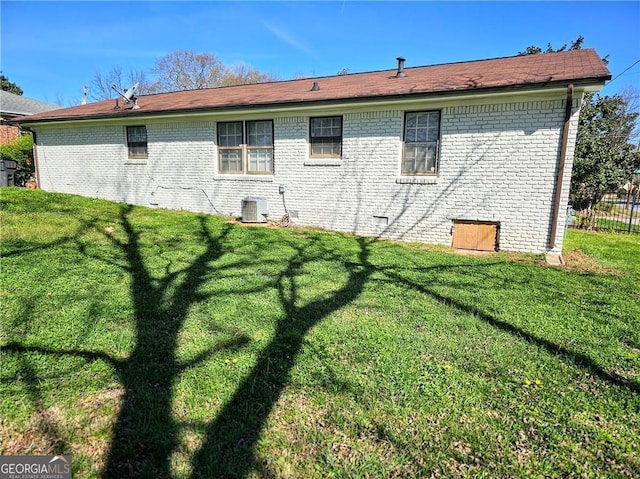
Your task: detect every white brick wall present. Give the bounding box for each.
[33,93,582,253]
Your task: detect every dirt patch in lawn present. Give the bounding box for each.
[562,249,621,275]
[0,387,124,473]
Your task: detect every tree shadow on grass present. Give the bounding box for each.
[376,264,640,395]
[6,229,374,477]
[0,219,98,258]
[5,204,636,478]
[189,236,373,478]
[101,205,254,478]
[3,205,250,477]
[9,356,69,455]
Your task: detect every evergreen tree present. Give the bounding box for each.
[518,37,638,212]
[571,93,640,210]
[0,74,23,95]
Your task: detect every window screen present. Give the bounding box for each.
[126,126,148,158]
[403,111,440,175]
[310,116,342,157]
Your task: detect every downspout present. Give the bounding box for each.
[548,84,574,251]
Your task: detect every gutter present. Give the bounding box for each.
[548,83,574,251]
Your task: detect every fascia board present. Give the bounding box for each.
[21,83,598,129]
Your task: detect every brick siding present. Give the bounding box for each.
[1,124,20,145]
[33,93,581,253]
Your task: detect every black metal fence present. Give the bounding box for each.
[569,190,640,234]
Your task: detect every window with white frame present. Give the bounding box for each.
[402,111,440,175]
[217,120,274,174]
[126,125,148,159]
[310,116,342,158]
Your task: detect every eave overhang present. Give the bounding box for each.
[15,77,608,128]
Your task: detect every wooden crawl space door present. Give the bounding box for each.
[452,220,500,251]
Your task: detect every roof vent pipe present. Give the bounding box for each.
[396,57,406,78]
[311,81,320,91]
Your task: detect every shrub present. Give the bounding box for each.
[594,200,614,212]
[0,133,34,186]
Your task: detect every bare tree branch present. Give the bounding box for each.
[89,66,151,101]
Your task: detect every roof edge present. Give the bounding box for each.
[16,79,606,126]
[126,48,609,99]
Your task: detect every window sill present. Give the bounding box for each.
[304,159,342,167]
[214,174,274,182]
[124,160,148,165]
[395,176,438,185]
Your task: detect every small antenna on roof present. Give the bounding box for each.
[111,82,140,109]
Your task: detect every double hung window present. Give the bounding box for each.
[403,111,440,175]
[126,126,148,159]
[218,120,274,174]
[310,116,342,158]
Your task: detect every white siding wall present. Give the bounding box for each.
[34,94,581,253]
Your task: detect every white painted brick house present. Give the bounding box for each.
[17,50,610,254]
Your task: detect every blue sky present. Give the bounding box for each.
[1,1,639,105]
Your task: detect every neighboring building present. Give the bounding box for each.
[15,50,610,254]
[1,90,59,144]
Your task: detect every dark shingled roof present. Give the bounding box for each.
[1,91,60,118]
[17,49,610,124]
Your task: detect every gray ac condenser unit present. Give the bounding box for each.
[241,196,268,223]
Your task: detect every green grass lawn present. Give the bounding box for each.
[594,217,640,234]
[1,188,639,478]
